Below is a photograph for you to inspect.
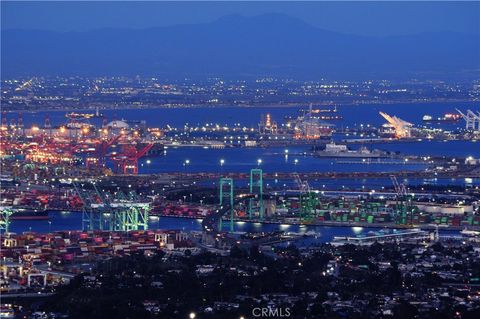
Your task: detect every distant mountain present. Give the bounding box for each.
[2,13,479,79]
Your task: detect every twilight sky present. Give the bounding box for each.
[2,1,479,36]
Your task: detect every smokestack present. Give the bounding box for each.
[18,112,24,128]
[44,114,51,129]
[1,111,7,127]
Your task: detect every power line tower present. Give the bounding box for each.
[248,168,264,220]
[219,178,234,232]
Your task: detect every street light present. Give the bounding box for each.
[189,312,196,319]
[257,158,262,166]
[219,158,226,174]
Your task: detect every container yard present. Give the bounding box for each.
[0,229,194,294]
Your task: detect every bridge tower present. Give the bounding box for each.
[248,169,264,220]
[219,178,234,232]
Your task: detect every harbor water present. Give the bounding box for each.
[8,211,461,244]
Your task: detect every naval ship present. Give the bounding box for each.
[314,142,393,158]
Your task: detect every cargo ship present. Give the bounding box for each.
[292,112,334,139]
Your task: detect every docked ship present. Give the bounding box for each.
[331,229,428,246]
[460,228,480,237]
[423,113,461,122]
[292,105,334,140]
[314,142,392,158]
[286,106,343,121]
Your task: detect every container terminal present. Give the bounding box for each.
[1,107,479,230]
[1,105,480,317]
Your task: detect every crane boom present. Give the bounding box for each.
[136,144,153,158]
[379,112,413,138]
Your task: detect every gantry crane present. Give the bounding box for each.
[456,108,480,131]
[379,112,413,138]
[389,175,414,225]
[73,181,105,231]
[111,143,153,174]
[85,134,122,169]
[390,175,407,197]
[0,208,15,234]
[293,172,318,221]
[73,181,149,231]
[15,77,36,92]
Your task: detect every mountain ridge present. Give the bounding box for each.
[2,13,479,79]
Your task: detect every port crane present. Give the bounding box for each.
[15,77,36,92]
[293,172,318,221]
[111,143,153,174]
[85,134,123,169]
[293,172,311,194]
[73,182,105,231]
[93,184,149,231]
[379,112,413,138]
[390,175,407,197]
[73,181,149,231]
[456,108,480,131]
[389,175,414,225]
[0,208,15,234]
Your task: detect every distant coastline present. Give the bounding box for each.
[3,98,477,114]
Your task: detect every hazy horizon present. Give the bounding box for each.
[2,2,479,79]
[2,1,479,36]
